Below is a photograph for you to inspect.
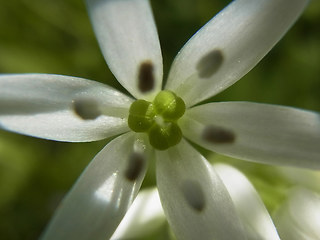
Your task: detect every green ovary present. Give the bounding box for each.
[128,90,186,150]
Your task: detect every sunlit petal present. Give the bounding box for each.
[86,0,163,100]
[156,140,247,240]
[180,102,320,169]
[0,74,132,142]
[166,0,309,106]
[40,132,150,240]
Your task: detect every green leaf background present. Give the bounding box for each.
[0,0,319,239]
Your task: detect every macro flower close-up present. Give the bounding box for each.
[0,0,319,239]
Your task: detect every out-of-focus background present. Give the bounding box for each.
[0,0,319,239]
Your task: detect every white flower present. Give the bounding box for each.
[0,0,318,239]
[110,187,166,239]
[274,187,320,240]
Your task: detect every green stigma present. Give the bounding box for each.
[128,90,186,150]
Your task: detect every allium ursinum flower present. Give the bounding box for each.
[0,0,319,239]
[274,187,320,240]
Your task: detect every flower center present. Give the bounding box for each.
[128,90,186,150]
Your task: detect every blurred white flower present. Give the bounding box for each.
[111,188,166,239]
[274,187,320,240]
[0,0,318,240]
[277,166,320,192]
[214,164,281,240]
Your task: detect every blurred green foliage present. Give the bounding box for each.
[0,0,319,239]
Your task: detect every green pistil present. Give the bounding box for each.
[128,90,186,150]
[128,100,155,132]
[153,90,185,120]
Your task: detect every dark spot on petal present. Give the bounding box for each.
[72,98,101,120]
[138,61,155,93]
[181,179,205,212]
[202,125,235,143]
[196,49,223,78]
[125,152,145,181]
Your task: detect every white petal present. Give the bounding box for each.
[86,0,163,100]
[156,140,247,240]
[111,188,166,239]
[41,132,149,240]
[274,187,320,240]
[165,0,309,106]
[214,163,280,240]
[180,102,320,169]
[0,74,132,142]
